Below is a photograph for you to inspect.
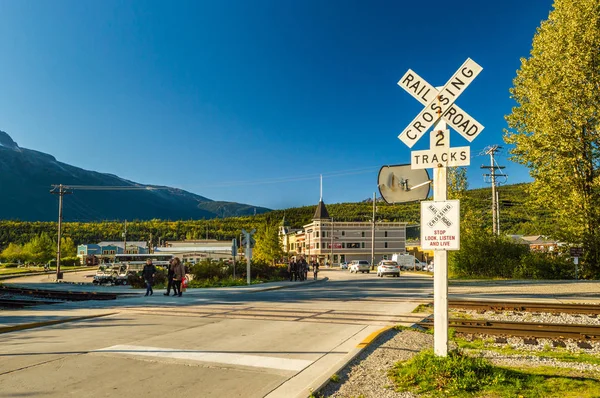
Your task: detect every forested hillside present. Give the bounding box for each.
[0,183,549,248]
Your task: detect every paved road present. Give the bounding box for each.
[0,270,432,398]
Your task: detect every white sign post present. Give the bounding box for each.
[396,58,483,357]
[241,229,256,285]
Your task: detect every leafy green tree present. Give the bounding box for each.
[447,167,468,200]
[60,237,77,257]
[504,0,600,277]
[253,221,283,265]
[22,233,55,264]
[1,243,23,263]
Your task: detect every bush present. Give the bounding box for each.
[514,251,575,279]
[127,268,167,288]
[450,233,529,278]
[191,259,228,280]
[250,260,287,280]
[0,263,19,269]
[47,257,81,267]
[190,258,287,284]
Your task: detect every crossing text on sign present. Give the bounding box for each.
[427,203,453,228]
[398,58,483,148]
[398,69,484,143]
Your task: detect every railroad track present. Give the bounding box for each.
[0,297,61,309]
[418,318,600,341]
[448,299,600,315]
[0,286,118,301]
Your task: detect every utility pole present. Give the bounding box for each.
[122,220,127,254]
[371,192,376,269]
[481,146,506,235]
[50,184,72,280]
[48,183,155,278]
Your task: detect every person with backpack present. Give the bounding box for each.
[312,261,319,280]
[142,259,157,296]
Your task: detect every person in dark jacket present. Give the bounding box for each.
[142,259,157,296]
[288,259,297,281]
[312,261,319,280]
[164,258,179,296]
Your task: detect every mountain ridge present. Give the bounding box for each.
[0,130,270,222]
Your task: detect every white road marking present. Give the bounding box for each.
[94,344,313,372]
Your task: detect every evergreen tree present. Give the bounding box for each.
[504,0,600,277]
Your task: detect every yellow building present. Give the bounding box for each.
[280,199,407,265]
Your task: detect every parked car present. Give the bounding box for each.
[340,262,349,269]
[349,260,370,273]
[377,260,400,277]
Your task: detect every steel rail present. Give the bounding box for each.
[448,299,600,315]
[0,298,61,309]
[418,318,600,340]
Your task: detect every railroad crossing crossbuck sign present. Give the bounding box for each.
[398,58,484,149]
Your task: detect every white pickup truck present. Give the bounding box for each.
[391,254,426,271]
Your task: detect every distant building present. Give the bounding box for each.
[521,235,561,252]
[154,239,234,263]
[280,197,407,265]
[77,241,148,264]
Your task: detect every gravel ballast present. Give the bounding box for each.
[319,311,600,397]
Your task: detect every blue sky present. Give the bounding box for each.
[0,0,554,210]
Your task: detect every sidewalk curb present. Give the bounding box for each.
[0,312,117,334]
[306,325,394,397]
[249,277,329,293]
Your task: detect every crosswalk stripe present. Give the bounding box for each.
[94,344,313,372]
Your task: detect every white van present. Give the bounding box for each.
[391,254,425,271]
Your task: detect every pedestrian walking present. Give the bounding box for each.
[312,261,319,280]
[164,258,179,296]
[288,259,297,282]
[142,259,157,296]
[303,258,309,281]
[172,257,186,297]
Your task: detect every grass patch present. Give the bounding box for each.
[412,303,433,313]
[390,349,600,397]
[330,373,340,383]
[454,336,600,367]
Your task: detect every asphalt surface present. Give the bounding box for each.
[0,269,432,398]
[3,269,599,398]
